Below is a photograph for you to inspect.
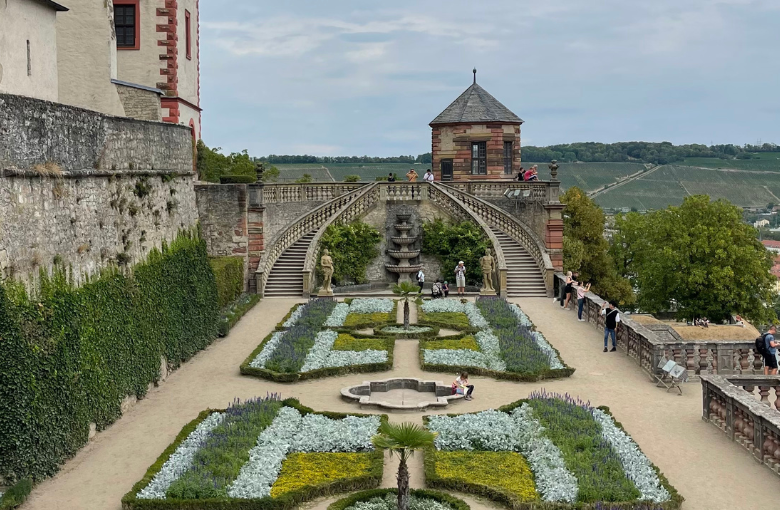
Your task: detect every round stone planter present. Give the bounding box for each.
[341,377,463,412]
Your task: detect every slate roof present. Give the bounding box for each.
[430,82,523,126]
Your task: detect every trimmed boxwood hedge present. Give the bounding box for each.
[218,294,261,337]
[422,406,684,510]
[327,488,471,510]
[0,231,219,484]
[0,479,32,510]
[240,331,395,383]
[122,399,386,510]
[275,303,303,330]
[210,257,245,309]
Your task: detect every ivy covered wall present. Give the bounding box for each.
[0,231,219,484]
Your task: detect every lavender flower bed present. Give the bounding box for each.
[425,395,676,507]
[131,399,383,504]
[264,300,337,373]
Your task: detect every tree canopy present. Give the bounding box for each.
[196,141,275,183]
[561,187,634,306]
[611,195,776,323]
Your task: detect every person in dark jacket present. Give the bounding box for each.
[601,302,620,352]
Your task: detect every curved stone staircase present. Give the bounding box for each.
[264,232,316,297]
[489,228,548,297]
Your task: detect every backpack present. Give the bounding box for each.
[755,334,769,356]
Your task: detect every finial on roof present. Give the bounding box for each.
[473,68,477,84]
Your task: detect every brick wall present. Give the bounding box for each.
[432,122,521,181]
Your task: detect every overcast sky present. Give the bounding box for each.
[199,0,779,157]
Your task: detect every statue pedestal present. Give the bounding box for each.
[318,289,334,298]
[479,288,497,296]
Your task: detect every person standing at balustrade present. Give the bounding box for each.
[406,168,418,182]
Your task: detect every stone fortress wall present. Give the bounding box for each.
[0,93,198,284]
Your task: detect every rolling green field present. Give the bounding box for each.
[681,154,780,171]
[595,165,780,211]
[528,162,647,193]
[274,163,424,182]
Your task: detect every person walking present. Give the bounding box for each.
[423,169,435,183]
[576,281,591,321]
[454,261,466,296]
[601,301,620,352]
[415,268,425,293]
[406,168,418,182]
[763,325,778,375]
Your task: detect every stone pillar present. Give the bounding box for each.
[247,183,265,294]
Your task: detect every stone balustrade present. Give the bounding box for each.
[447,181,554,202]
[443,183,554,294]
[302,184,381,297]
[261,183,364,204]
[558,273,761,379]
[702,374,780,477]
[255,185,370,296]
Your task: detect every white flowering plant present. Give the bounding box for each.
[349,298,395,314]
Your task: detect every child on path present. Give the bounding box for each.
[452,372,474,400]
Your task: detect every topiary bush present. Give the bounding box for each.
[0,231,219,484]
[343,175,361,182]
[318,221,381,285]
[209,256,245,309]
[421,218,489,286]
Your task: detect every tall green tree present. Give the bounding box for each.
[196,141,257,182]
[371,422,437,510]
[421,219,489,286]
[318,221,381,285]
[561,187,634,306]
[611,195,776,323]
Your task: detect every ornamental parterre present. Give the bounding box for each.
[241,300,392,381]
[421,298,572,381]
[124,398,383,507]
[425,393,682,509]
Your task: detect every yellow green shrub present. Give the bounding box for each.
[333,334,387,351]
[271,452,373,498]
[344,312,394,329]
[419,311,471,330]
[424,336,479,351]
[433,451,538,503]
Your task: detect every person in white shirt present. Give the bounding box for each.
[454,262,466,296]
[452,372,474,400]
[601,302,620,352]
[416,269,425,293]
[423,169,435,183]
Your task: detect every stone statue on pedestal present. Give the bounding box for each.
[480,249,496,295]
[319,249,334,296]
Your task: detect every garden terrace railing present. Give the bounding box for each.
[557,273,762,379]
[301,183,381,297]
[446,180,554,202]
[701,374,780,477]
[261,183,364,204]
[256,184,370,296]
[378,182,429,201]
[427,183,507,298]
[439,183,554,294]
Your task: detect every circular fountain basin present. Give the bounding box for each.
[387,250,421,259]
[341,378,463,412]
[385,264,423,273]
[396,214,412,222]
[394,224,414,231]
[391,236,416,245]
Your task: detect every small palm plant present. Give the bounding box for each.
[371,422,437,510]
[392,281,418,330]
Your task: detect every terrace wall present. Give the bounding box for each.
[0,93,197,284]
[556,273,760,379]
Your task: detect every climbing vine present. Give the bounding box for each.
[0,231,219,483]
[317,221,381,285]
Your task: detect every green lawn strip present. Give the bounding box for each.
[332,334,387,351]
[0,479,32,510]
[417,310,473,331]
[166,399,283,499]
[327,488,471,510]
[527,398,639,503]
